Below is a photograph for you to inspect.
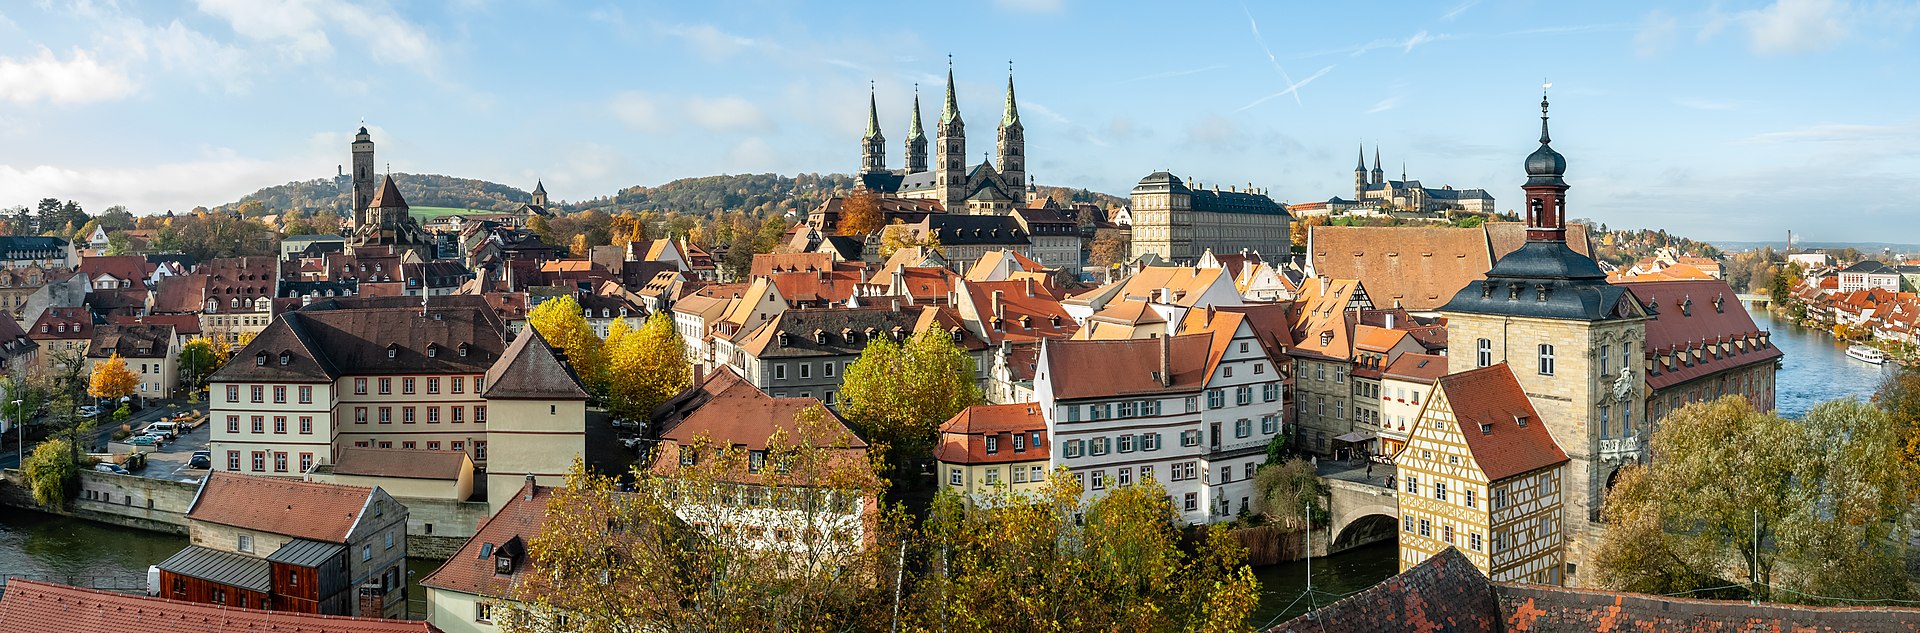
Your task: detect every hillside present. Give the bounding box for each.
[219,173,533,215]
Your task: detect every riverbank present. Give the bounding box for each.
[1767,301,1920,368]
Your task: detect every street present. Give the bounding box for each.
[0,399,206,474]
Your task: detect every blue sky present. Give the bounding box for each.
[0,1,1914,242]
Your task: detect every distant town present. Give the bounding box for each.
[3,61,1920,633]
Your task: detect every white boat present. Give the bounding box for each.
[1846,344,1887,365]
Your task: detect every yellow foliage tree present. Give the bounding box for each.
[604,312,690,423]
[837,191,885,236]
[610,214,648,250]
[528,294,605,391]
[878,221,944,259]
[88,353,139,401]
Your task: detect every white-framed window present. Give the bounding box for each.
[1477,338,1492,368]
[799,363,810,379]
[475,602,494,623]
[1538,344,1556,376]
[774,364,786,380]
[985,435,999,454]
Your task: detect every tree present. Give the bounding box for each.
[1878,368,1920,470]
[1088,235,1127,268]
[178,337,232,391]
[609,214,648,249]
[910,472,1259,632]
[89,353,139,402]
[604,313,690,423]
[837,191,885,236]
[840,329,980,473]
[1251,459,1328,528]
[1289,215,1327,246]
[877,222,943,259]
[1594,396,1914,603]
[503,406,898,633]
[22,439,78,508]
[528,294,605,391]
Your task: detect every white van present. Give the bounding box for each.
[144,421,181,438]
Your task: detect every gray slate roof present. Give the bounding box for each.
[483,327,589,400]
[1440,242,1640,322]
[157,545,271,592]
[264,538,345,567]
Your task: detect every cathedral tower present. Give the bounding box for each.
[1354,143,1369,201]
[351,127,376,213]
[1370,145,1384,185]
[935,59,968,211]
[860,85,887,176]
[996,64,1025,204]
[905,85,928,173]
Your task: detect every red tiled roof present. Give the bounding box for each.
[935,403,1050,465]
[1433,364,1569,481]
[656,370,866,451]
[331,448,469,481]
[1625,280,1782,391]
[766,270,863,304]
[751,252,835,276]
[1382,352,1447,384]
[28,306,94,341]
[1267,548,1497,633]
[964,279,1076,344]
[1042,334,1212,400]
[77,254,154,284]
[0,579,439,633]
[420,482,551,600]
[186,472,376,543]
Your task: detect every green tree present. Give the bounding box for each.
[840,328,980,472]
[177,336,231,392]
[527,294,605,391]
[1251,458,1328,528]
[911,471,1258,633]
[1594,396,1914,603]
[23,438,78,507]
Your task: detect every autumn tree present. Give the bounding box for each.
[503,406,899,633]
[1088,235,1127,268]
[603,312,689,423]
[1251,458,1329,529]
[840,328,980,473]
[909,472,1258,633]
[609,213,648,250]
[1878,367,1920,471]
[23,439,78,508]
[837,191,885,236]
[878,222,944,259]
[1594,396,1913,603]
[528,294,605,390]
[89,353,138,403]
[1289,215,1327,246]
[178,337,232,391]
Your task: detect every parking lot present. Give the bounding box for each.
[105,404,211,483]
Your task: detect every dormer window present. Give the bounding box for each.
[427,344,439,358]
[458,343,470,357]
[495,554,513,575]
[255,352,267,366]
[387,344,399,359]
[1320,332,1333,346]
[278,352,291,366]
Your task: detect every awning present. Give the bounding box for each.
[1332,431,1377,443]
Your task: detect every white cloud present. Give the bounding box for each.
[1740,0,1848,54]
[0,150,324,213]
[0,47,136,105]
[1742,121,1919,143]
[725,137,778,171]
[194,0,333,62]
[1237,65,1334,112]
[658,23,764,61]
[1367,96,1401,114]
[609,91,665,132]
[1441,0,1478,21]
[993,0,1065,14]
[1635,9,1680,57]
[685,96,773,133]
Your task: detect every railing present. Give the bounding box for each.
[0,574,151,597]
[1598,436,1642,458]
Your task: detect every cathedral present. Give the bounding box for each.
[856,61,1031,214]
[347,127,435,259]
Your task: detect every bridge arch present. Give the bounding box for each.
[1324,479,1400,555]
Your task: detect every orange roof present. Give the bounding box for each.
[965,279,1076,344]
[0,580,439,633]
[1288,278,1364,361]
[1431,364,1569,480]
[934,403,1050,465]
[656,369,865,451]
[1311,223,1594,311]
[185,472,377,543]
[420,481,550,599]
[1353,324,1410,353]
[1042,334,1213,400]
[751,252,835,277]
[538,259,593,273]
[1382,352,1447,384]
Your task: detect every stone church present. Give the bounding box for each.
[855,61,1032,215]
[1353,146,1497,214]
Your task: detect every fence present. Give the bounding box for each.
[0,574,151,597]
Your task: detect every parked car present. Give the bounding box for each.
[144,422,181,438]
[77,405,100,418]
[188,452,212,469]
[93,463,128,475]
[125,434,166,447]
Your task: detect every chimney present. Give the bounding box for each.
[692,363,706,386]
[1157,333,1173,387]
[357,584,386,618]
[524,474,537,499]
[992,290,1005,321]
[1319,277,1329,293]
[890,298,900,312]
[1024,277,1034,297]
[1385,312,1396,329]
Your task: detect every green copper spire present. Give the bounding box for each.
[908,85,925,140]
[1001,61,1020,128]
[941,55,960,124]
[864,82,881,140]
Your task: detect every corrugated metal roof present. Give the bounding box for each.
[156,545,271,592]
[264,538,345,568]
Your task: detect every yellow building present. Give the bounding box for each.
[935,402,1051,498]
[1395,363,1569,584]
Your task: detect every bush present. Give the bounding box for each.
[23,439,78,507]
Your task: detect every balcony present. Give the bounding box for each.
[1598,436,1642,459]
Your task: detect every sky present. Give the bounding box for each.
[0,0,1914,243]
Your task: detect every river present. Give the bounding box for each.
[0,304,1892,625]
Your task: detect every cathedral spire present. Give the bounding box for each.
[908,85,925,140]
[1001,61,1020,128]
[864,82,882,140]
[942,55,960,124]
[1356,143,1367,171]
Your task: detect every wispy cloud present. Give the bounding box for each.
[1236,65,1334,112]
[1292,31,1455,58]
[1674,97,1736,111]
[1442,0,1479,21]
[1367,96,1401,114]
[0,47,136,105]
[1242,3,1312,106]
[1118,64,1227,84]
[656,22,766,61]
[1741,121,1920,144]
[1634,10,1681,57]
[1740,0,1848,54]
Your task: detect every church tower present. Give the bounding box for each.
[531,180,547,207]
[1437,90,1648,588]
[935,58,968,211]
[860,85,887,176]
[1370,145,1384,185]
[996,64,1025,204]
[905,85,928,173]
[1354,143,1369,201]
[351,127,376,213]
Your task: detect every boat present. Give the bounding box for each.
[1846,344,1887,365]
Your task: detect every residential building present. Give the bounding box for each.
[159,472,409,617]
[725,307,918,407]
[0,265,52,322]
[421,480,551,633]
[87,323,177,399]
[936,402,1051,498]
[1127,172,1291,263]
[479,327,590,512]
[1379,352,1446,457]
[1395,364,1569,583]
[310,447,475,502]
[27,305,94,362]
[1287,278,1373,455]
[0,317,38,374]
[1625,279,1782,427]
[804,195,945,235]
[1010,203,1082,271]
[0,579,435,633]
[1436,96,1649,587]
[900,214,1034,271]
[1348,324,1424,456]
[1062,266,1244,336]
[1837,259,1902,292]
[0,235,74,269]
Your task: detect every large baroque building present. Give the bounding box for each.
[855,62,1029,213]
[1127,172,1291,264]
[1351,146,1496,213]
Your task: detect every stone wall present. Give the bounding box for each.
[0,469,199,535]
[398,496,490,560]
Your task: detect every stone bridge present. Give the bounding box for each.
[1316,461,1400,556]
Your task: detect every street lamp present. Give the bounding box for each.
[13,399,23,470]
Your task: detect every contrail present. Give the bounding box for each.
[1242,2,1304,106]
[1237,65,1334,112]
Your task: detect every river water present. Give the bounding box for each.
[0,303,1892,625]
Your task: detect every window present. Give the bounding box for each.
[1263,383,1279,402]
[274,452,288,472]
[1013,433,1025,451]
[1207,389,1223,409]
[984,468,1000,485]
[949,468,963,486]
[403,407,416,423]
[273,416,287,434]
[363,545,372,561]
[774,364,786,380]
[402,378,415,394]
[474,441,488,461]
[226,385,239,402]
[1235,385,1252,405]
[1142,433,1159,451]
[1180,430,1199,447]
[427,377,440,394]
[238,535,253,553]
[225,416,239,433]
[1435,481,1448,501]
[1090,470,1104,490]
[1470,532,1483,551]
[355,407,368,424]
[475,406,487,423]
[226,451,240,471]
[985,435,999,454]
[1418,519,1431,537]
[1223,366,1233,378]
[1116,468,1132,487]
[451,407,465,423]
[250,385,263,403]
[251,416,264,433]
[298,386,312,404]
[1091,437,1109,456]
[1476,338,1492,368]
[1235,418,1250,438]
[1465,489,1476,508]
[1335,367,1346,384]
[379,407,392,424]
[1406,475,1419,494]
[1185,396,1198,413]
[386,531,395,549]
[1538,344,1556,375]
[798,363,810,379]
[427,442,440,451]
[1444,524,1454,544]
[824,362,835,377]
[1139,465,1153,480]
[1598,404,1612,438]
[273,386,286,403]
[427,407,440,423]
[1262,415,1278,434]
[1599,345,1610,375]
[378,378,391,395]
[452,377,465,394]
[1184,493,1198,512]
[251,451,265,471]
[1031,465,1044,482]
[354,378,367,395]
[1495,488,1509,509]
[1404,516,1414,533]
